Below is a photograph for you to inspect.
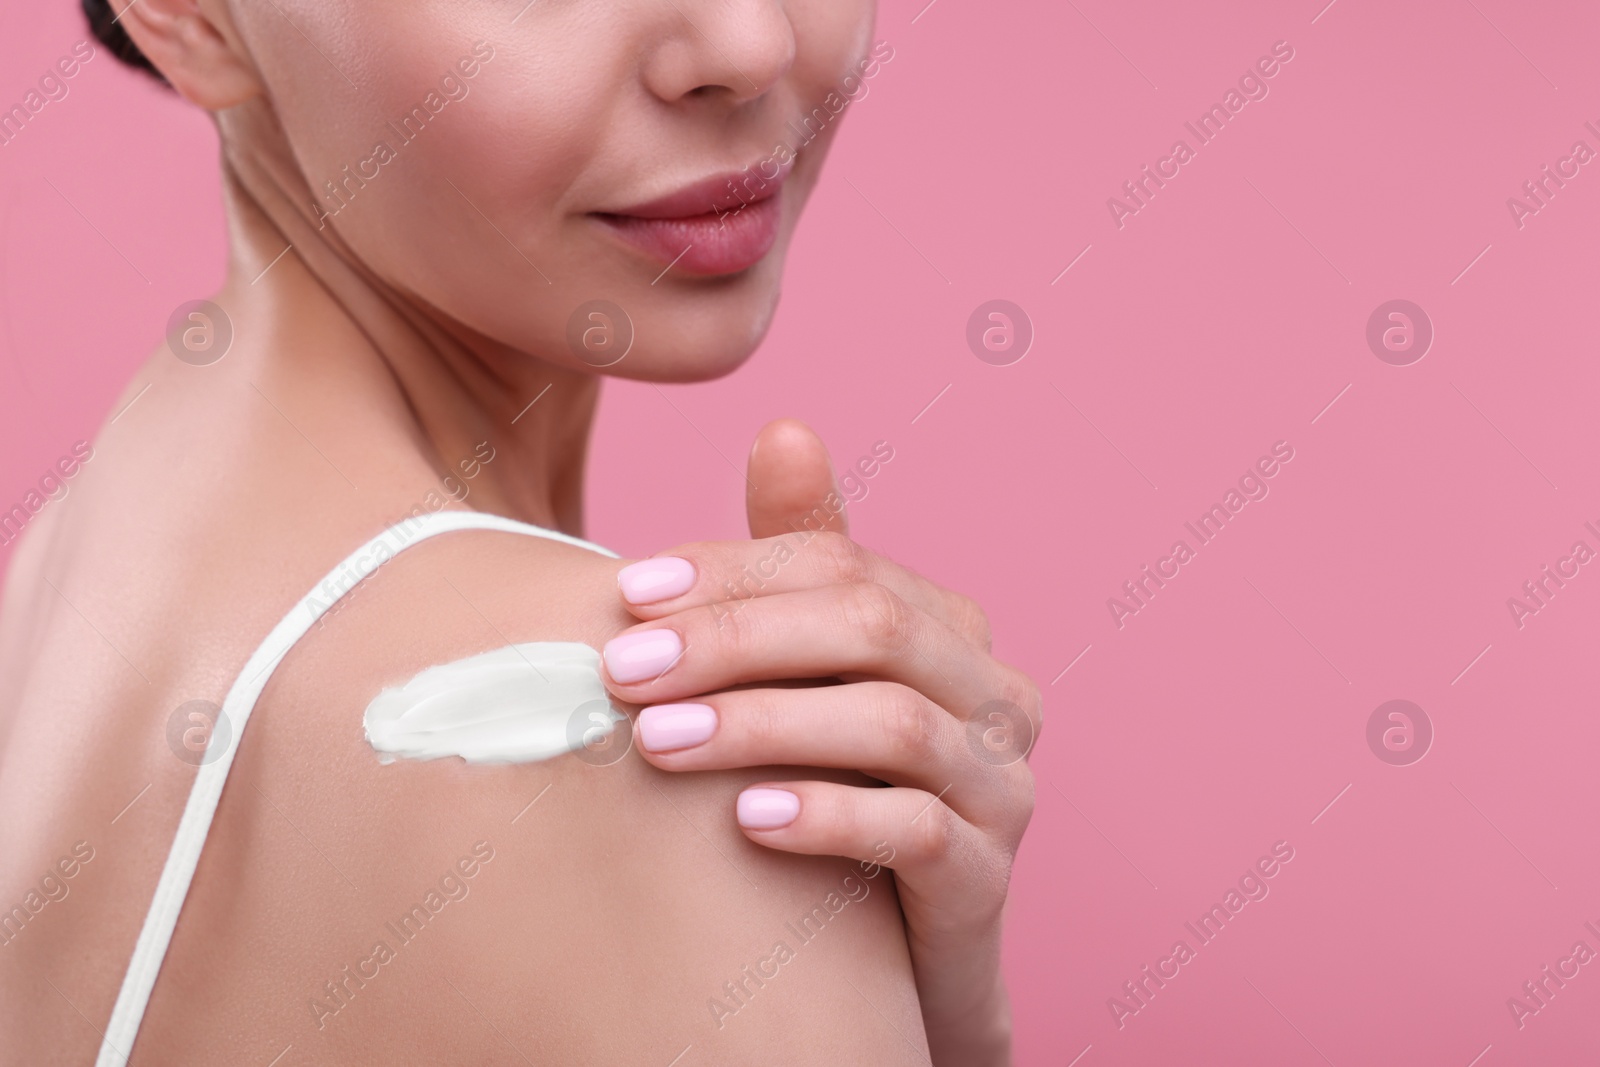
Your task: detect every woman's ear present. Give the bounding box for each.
[114,0,261,108]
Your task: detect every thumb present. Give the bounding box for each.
[745,418,850,541]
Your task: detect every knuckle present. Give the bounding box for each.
[1010,769,1037,836]
[741,696,785,752]
[953,592,993,650]
[704,591,758,658]
[812,531,871,586]
[906,797,955,864]
[844,581,911,654]
[977,755,1038,855]
[1002,667,1043,732]
[874,684,938,768]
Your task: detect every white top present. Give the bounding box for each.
[95,510,617,1066]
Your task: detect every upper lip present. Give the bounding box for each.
[597,154,797,220]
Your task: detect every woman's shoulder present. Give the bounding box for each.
[289,509,632,655]
[259,510,637,767]
[139,512,924,1063]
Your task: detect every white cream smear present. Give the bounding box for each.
[363,641,623,764]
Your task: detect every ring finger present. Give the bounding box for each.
[633,681,1016,809]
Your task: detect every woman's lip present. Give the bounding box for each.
[601,156,797,219]
[592,193,783,276]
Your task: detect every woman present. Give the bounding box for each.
[0,1,1038,1063]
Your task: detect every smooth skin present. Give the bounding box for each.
[0,0,1036,1063]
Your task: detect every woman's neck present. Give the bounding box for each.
[208,103,599,535]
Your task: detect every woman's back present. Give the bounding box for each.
[0,297,929,1065]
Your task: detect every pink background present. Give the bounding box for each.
[7,0,1600,1062]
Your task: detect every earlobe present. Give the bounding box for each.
[115,0,261,108]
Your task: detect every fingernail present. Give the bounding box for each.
[617,557,696,605]
[638,703,718,752]
[602,629,684,683]
[737,788,800,830]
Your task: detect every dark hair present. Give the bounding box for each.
[81,0,168,83]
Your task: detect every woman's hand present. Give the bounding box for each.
[599,529,1040,1066]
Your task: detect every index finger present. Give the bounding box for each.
[615,531,992,651]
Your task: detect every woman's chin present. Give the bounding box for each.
[596,283,783,383]
[596,337,768,384]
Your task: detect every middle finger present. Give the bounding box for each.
[599,581,1030,729]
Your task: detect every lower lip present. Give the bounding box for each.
[592,193,783,277]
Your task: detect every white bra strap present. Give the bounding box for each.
[95,510,616,1066]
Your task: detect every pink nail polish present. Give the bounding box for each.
[638,703,717,752]
[737,788,800,830]
[602,629,684,683]
[617,557,696,605]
